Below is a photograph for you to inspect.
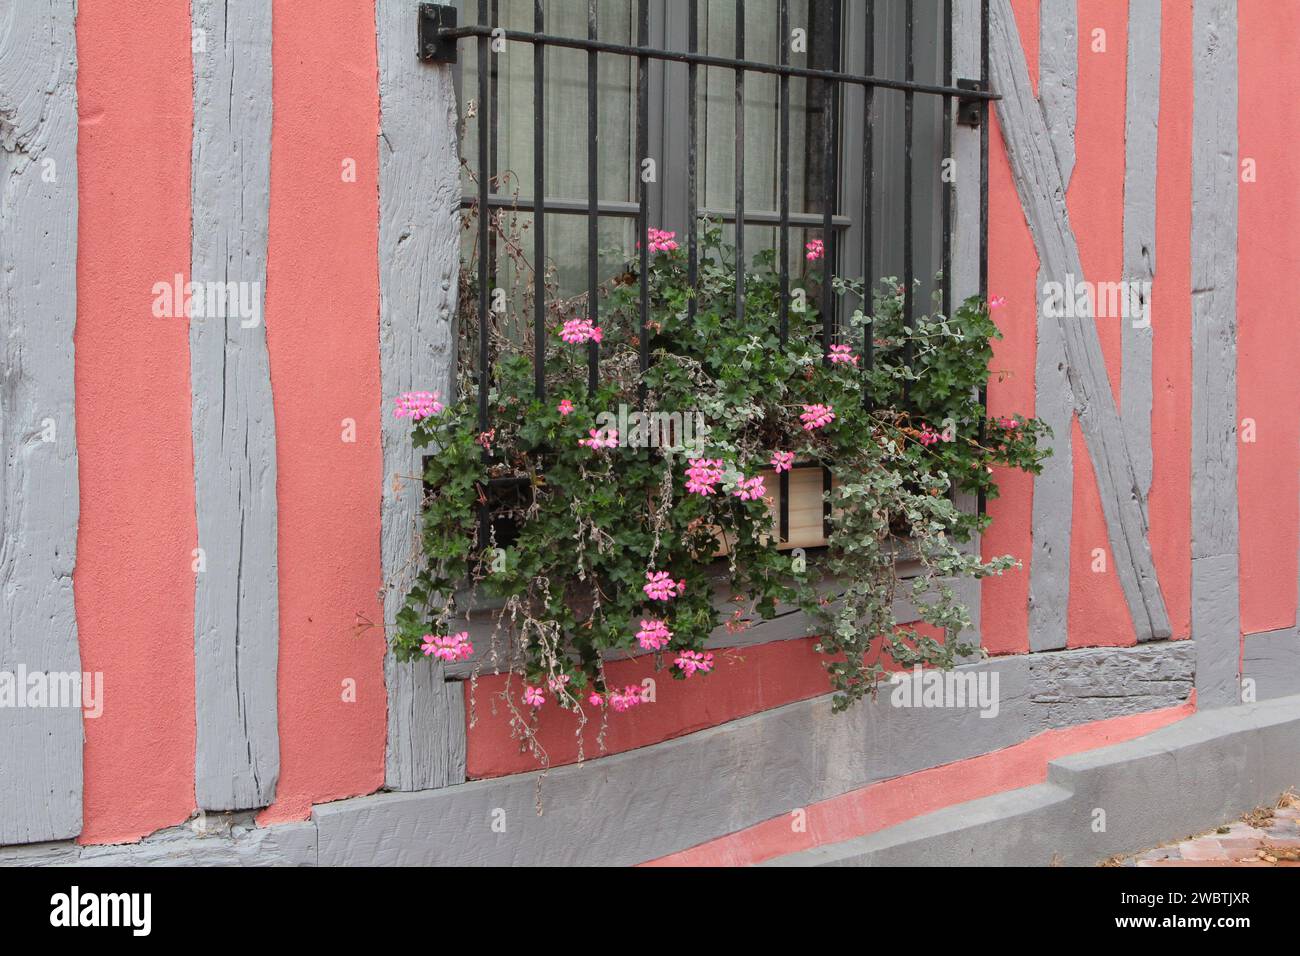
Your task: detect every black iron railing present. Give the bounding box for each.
[418,0,996,542]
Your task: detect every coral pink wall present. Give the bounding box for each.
[73,0,387,842]
[1066,0,1136,649]
[979,0,1040,658]
[1237,0,1300,637]
[1150,1,1193,643]
[468,627,942,779]
[258,0,387,825]
[75,0,198,844]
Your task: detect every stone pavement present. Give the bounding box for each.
[1108,794,1300,867]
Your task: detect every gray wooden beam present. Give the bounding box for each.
[989,0,1171,643]
[377,0,467,791]
[190,0,281,809]
[1190,0,1240,709]
[0,0,83,845]
[1122,0,1161,498]
[1038,0,1078,188]
[1027,0,1079,652]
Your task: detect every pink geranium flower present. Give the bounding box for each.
[684,458,725,496]
[732,474,767,502]
[547,674,571,693]
[828,344,859,366]
[643,570,685,602]
[420,631,474,662]
[771,450,795,473]
[393,391,443,421]
[640,228,679,254]
[558,399,575,416]
[918,424,942,446]
[805,239,824,262]
[579,427,619,451]
[997,416,1019,431]
[523,685,545,709]
[561,318,604,344]
[587,690,606,708]
[800,403,836,431]
[636,619,673,651]
[674,649,715,677]
[989,295,1007,309]
[609,685,645,712]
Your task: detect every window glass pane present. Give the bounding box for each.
[697,0,816,220]
[461,0,637,205]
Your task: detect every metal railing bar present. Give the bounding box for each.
[437,25,1000,101]
[861,0,875,409]
[778,0,790,543]
[587,0,600,393]
[734,0,746,329]
[941,0,953,322]
[637,0,650,403]
[460,194,853,228]
[533,0,546,400]
[902,0,916,380]
[687,0,699,327]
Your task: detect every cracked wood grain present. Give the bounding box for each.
[190,0,281,809]
[376,0,466,791]
[0,0,83,845]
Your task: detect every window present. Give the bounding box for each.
[454,0,960,313]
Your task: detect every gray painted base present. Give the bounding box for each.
[1243,628,1300,702]
[7,642,1268,868]
[0,813,316,867]
[12,645,1294,869]
[768,693,1300,867]
[316,642,1190,866]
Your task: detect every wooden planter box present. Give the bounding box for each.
[768,463,835,550]
[714,463,833,555]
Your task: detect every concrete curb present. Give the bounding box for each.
[765,693,1300,866]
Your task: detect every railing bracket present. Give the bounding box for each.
[418,3,458,63]
[956,78,987,127]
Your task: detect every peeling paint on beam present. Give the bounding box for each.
[376,0,467,791]
[190,0,281,810]
[1190,0,1240,709]
[989,0,1171,643]
[0,0,83,845]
